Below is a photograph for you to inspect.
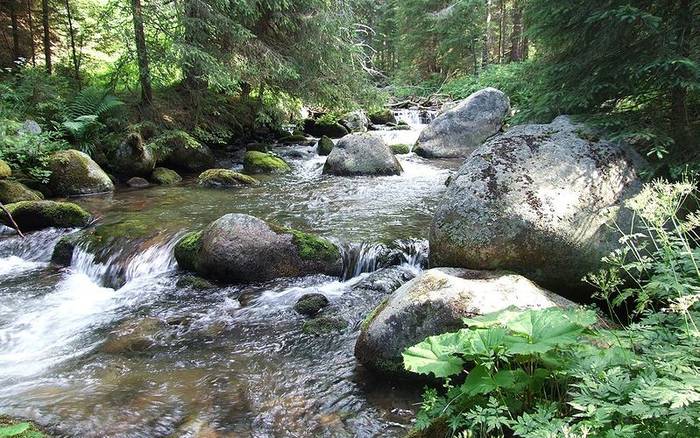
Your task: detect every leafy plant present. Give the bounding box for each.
[0,119,68,183]
[61,87,125,155]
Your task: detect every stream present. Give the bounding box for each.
[0,111,461,437]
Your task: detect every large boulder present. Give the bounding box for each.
[340,110,369,133]
[303,119,349,139]
[0,180,43,204]
[354,268,574,375]
[414,88,510,158]
[153,130,216,173]
[174,214,343,283]
[150,167,182,185]
[111,132,156,177]
[323,133,403,176]
[0,160,11,179]
[243,151,290,174]
[368,109,396,125]
[197,169,259,187]
[48,149,115,196]
[430,116,646,291]
[1,200,91,231]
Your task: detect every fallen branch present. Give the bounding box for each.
[0,201,24,238]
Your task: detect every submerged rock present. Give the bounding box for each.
[430,116,646,292]
[368,109,396,125]
[414,88,510,158]
[316,136,334,156]
[0,180,43,204]
[48,149,114,196]
[279,134,313,145]
[1,200,91,231]
[303,119,349,139]
[355,268,574,375]
[351,265,417,294]
[126,177,150,188]
[294,293,330,317]
[302,316,348,335]
[111,132,156,177]
[176,274,215,290]
[243,151,291,174]
[101,317,168,354]
[51,232,81,265]
[323,133,403,176]
[175,214,342,283]
[0,160,11,179]
[197,169,260,187]
[153,130,216,172]
[150,167,182,185]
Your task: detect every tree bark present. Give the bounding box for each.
[27,0,36,66]
[10,0,21,67]
[42,0,51,74]
[130,0,153,115]
[498,0,505,63]
[64,0,80,87]
[482,0,492,68]
[510,0,524,62]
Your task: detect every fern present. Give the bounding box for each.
[65,87,124,121]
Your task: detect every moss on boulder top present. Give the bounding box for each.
[198,169,260,188]
[243,151,291,174]
[390,143,411,154]
[1,200,91,231]
[174,230,203,271]
[317,136,334,156]
[0,160,11,179]
[150,167,182,185]
[48,149,114,196]
[0,180,43,204]
[368,109,396,125]
[151,130,216,173]
[283,228,341,263]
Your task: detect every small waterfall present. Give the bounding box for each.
[0,228,75,276]
[340,239,428,280]
[393,108,437,126]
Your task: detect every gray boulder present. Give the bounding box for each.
[49,149,114,196]
[430,116,646,291]
[175,213,343,283]
[414,88,510,158]
[354,268,574,375]
[340,110,369,133]
[112,132,156,177]
[323,133,403,176]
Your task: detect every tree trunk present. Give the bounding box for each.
[510,0,524,62]
[27,0,36,66]
[671,0,692,148]
[130,0,153,115]
[498,0,505,63]
[482,0,492,68]
[10,0,21,67]
[42,0,51,74]
[64,0,80,88]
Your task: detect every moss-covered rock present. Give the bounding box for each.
[48,149,114,196]
[302,316,348,335]
[197,169,260,188]
[243,151,291,174]
[0,180,43,204]
[1,200,92,231]
[279,134,309,144]
[0,415,48,438]
[111,132,156,177]
[303,119,349,139]
[176,274,215,290]
[150,167,182,185]
[316,136,334,156]
[51,232,81,265]
[0,160,11,179]
[285,228,341,263]
[174,230,203,271]
[151,130,216,172]
[294,293,329,317]
[368,109,396,125]
[390,143,411,154]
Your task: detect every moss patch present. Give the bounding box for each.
[390,143,411,154]
[279,134,309,144]
[2,201,91,231]
[151,167,182,185]
[287,229,340,262]
[302,316,348,335]
[0,416,47,438]
[361,297,390,331]
[317,136,334,156]
[0,160,11,179]
[198,169,259,187]
[174,230,203,271]
[368,109,396,125]
[294,293,329,317]
[243,151,291,174]
[0,180,43,204]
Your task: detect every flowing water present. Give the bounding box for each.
[0,115,461,437]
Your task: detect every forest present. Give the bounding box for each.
[0,0,699,437]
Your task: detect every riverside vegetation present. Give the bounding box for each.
[0,0,699,437]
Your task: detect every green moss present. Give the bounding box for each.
[317,136,334,156]
[243,151,291,174]
[0,160,11,179]
[174,230,203,271]
[288,229,340,262]
[2,201,91,231]
[151,167,182,185]
[0,180,43,204]
[48,150,113,196]
[279,134,309,144]
[390,143,411,154]
[368,109,396,125]
[361,297,390,330]
[198,169,260,187]
[51,233,81,265]
[302,316,348,335]
[0,416,47,438]
[294,293,329,317]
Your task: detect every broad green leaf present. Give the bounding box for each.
[0,423,31,437]
[460,366,530,396]
[403,331,468,377]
